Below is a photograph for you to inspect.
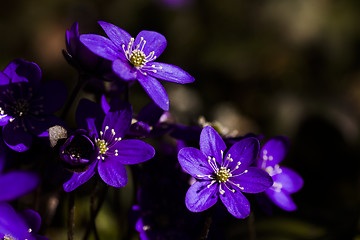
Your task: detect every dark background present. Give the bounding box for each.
[1,0,359,239]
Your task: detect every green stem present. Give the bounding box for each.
[82,181,108,240]
[67,192,75,240]
[248,211,256,240]
[199,208,214,240]
[61,74,88,120]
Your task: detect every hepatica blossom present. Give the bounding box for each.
[63,99,155,192]
[0,59,67,152]
[0,202,48,240]
[0,142,39,202]
[80,21,195,111]
[258,136,303,211]
[178,126,273,219]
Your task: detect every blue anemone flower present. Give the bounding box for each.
[257,136,304,211]
[63,99,155,191]
[0,202,48,240]
[80,21,195,111]
[178,126,273,219]
[0,59,67,152]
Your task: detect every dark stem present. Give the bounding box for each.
[248,211,256,240]
[61,74,88,120]
[67,192,75,240]
[199,207,214,240]
[82,181,108,240]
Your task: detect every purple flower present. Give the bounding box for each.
[63,99,155,192]
[0,59,67,152]
[59,129,98,172]
[257,136,304,211]
[80,21,195,111]
[0,142,39,202]
[178,126,273,219]
[0,202,48,240]
[64,22,114,78]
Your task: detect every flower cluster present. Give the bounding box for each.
[0,20,303,240]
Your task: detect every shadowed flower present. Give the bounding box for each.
[257,136,304,211]
[0,141,39,202]
[80,21,195,111]
[63,99,155,192]
[63,22,114,79]
[0,59,67,152]
[0,202,48,240]
[178,126,273,219]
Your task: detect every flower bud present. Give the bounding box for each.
[59,129,98,172]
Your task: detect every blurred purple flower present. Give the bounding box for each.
[63,99,155,192]
[178,126,273,219]
[80,21,195,111]
[0,143,39,202]
[0,59,67,152]
[0,202,48,240]
[257,136,304,211]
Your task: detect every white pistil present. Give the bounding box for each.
[265,164,282,177]
[272,182,283,192]
[96,126,122,160]
[122,37,162,75]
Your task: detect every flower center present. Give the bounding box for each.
[96,139,108,155]
[95,126,122,160]
[129,49,147,67]
[13,99,29,117]
[122,37,157,69]
[215,167,231,183]
[3,234,16,240]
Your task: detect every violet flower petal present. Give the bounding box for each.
[185,181,218,212]
[265,188,297,211]
[112,59,137,81]
[231,167,273,194]
[0,202,31,240]
[273,167,303,193]
[97,157,127,187]
[0,171,39,202]
[101,95,110,114]
[226,137,260,172]
[259,136,289,167]
[219,186,251,219]
[148,62,194,84]
[66,22,79,55]
[137,74,169,111]
[98,21,132,50]
[4,59,41,89]
[114,139,155,165]
[178,147,213,179]
[199,126,226,166]
[0,72,10,85]
[2,120,33,152]
[134,30,167,59]
[102,101,132,139]
[0,116,13,126]
[63,161,97,192]
[80,34,120,61]
[76,98,105,132]
[19,209,41,233]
